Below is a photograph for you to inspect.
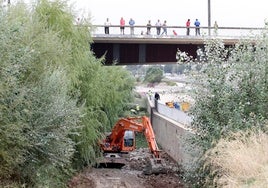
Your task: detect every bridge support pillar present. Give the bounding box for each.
[139,44,146,63]
[113,44,120,63]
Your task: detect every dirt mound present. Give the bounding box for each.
[142,173,184,188]
[68,148,184,188]
[68,170,96,188]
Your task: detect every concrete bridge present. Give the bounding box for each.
[91,25,264,65]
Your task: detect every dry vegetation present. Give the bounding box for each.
[205,129,268,187]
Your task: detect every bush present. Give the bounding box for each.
[188,34,268,186]
[191,37,268,151]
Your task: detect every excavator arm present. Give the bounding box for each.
[141,116,160,158]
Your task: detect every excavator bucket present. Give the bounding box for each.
[142,155,169,175]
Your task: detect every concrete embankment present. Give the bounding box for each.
[148,100,200,172]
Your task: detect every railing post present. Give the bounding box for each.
[208,0,211,36]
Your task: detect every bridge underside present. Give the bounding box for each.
[91,37,236,65]
[91,43,200,65]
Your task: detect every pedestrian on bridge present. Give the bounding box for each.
[155,19,161,35]
[120,17,125,35]
[146,20,152,35]
[186,19,190,35]
[129,18,135,35]
[104,18,111,34]
[161,20,167,35]
[214,21,218,36]
[194,19,200,36]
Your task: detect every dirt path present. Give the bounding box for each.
[68,149,185,188]
[68,168,184,188]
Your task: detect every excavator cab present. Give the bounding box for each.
[123,130,135,148]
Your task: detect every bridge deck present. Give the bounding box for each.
[91,31,258,65]
[93,34,244,45]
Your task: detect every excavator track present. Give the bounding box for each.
[96,153,129,168]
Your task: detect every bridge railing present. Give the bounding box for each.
[91,25,266,38]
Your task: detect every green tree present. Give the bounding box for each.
[0,2,82,186]
[34,0,135,168]
[0,0,135,187]
[144,66,163,83]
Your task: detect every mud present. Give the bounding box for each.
[68,148,184,188]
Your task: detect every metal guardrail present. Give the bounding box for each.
[91,25,267,38]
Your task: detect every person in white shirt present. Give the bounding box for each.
[155,19,161,35]
[104,18,111,34]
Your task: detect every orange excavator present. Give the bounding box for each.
[99,116,165,174]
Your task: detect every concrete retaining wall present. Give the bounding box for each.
[147,99,200,171]
[157,102,192,126]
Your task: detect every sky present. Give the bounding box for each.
[69,0,268,28]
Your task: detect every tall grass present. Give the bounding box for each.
[205,129,268,188]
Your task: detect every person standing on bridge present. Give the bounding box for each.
[120,17,125,35]
[214,21,218,36]
[155,19,161,35]
[129,18,135,35]
[186,19,191,35]
[146,20,152,35]
[194,19,200,36]
[104,18,111,34]
[161,20,167,36]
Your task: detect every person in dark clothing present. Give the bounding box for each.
[154,92,160,100]
[154,92,160,111]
